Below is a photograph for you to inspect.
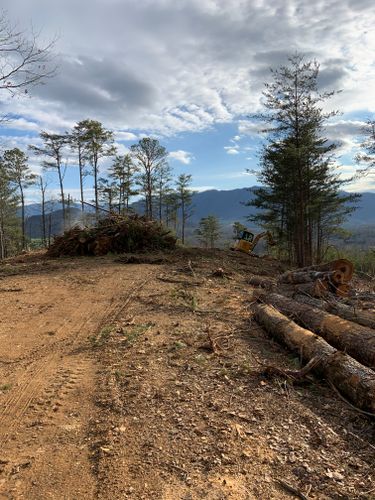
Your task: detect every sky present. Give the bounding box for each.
[1,0,375,203]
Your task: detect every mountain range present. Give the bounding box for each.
[24,187,374,239]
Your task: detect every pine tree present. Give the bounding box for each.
[30,132,69,224]
[163,190,179,230]
[75,120,116,214]
[69,121,90,211]
[98,177,118,212]
[155,162,173,222]
[176,174,193,244]
[3,148,36,249]
[130,138,168,219]
[249,54,357,266]
[108,154,139,213]
[0,160,20,258]
[195,215,221,248]
[355,118,375,177]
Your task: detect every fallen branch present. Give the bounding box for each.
[327,380,375,418]
[276,479,310,500]
[262,356,323,381]
[206,327,220,354]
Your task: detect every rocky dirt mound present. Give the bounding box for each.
[47,214,176,257]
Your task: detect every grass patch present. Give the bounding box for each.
[89,325,114,347]
[170,287,199,312]
[120,323,153,346]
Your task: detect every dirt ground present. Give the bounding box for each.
[0,250,373,499]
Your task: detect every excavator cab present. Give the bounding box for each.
[232,230,255,253]
[231,229,276,254]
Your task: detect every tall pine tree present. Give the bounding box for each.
[249,54,356,266]
[0,160,20,258]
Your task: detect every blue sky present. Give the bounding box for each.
[1,0,375,203]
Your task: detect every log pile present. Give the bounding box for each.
[47,214,176,257]
[250,258,375,414]
[253,303,375,413]
[279,259,354,298]
[257,292,375,369]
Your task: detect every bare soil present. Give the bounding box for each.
[0,250,373,499]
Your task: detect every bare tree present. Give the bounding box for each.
[0,9,56,98]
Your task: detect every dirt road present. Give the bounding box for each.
[0,251,373,499]
[0,255,156,499]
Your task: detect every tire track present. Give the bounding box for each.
[0,272,152,448]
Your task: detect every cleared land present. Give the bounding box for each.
[0,250,374,499]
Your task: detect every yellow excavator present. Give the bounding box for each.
[231,229,276,255]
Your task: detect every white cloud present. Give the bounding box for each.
[169,150,194,164]
[116,131,138,142]
[224,147,239,155]
[191,185,216,192]
[0,0,374,139]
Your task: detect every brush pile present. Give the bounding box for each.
[47,214,176,257]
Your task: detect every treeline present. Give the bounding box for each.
[0,123,195,258]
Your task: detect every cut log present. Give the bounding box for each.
[294,279,329,298]
[259,292,375,369]
[298,259,354,282]
[247,276,276,289]
[335,283,351,298]
[253,303,375,413]
[279,270,343,285]
[294,294,375,330]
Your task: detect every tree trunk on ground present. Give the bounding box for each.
[247,276,276,289]
[294,294,375,330]
[298,259,354,282]
[293,279,329,298]
[279,270,343,285]
[259,292,375,369]
[253,303,375,413]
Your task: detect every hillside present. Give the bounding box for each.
[24,188,375,240]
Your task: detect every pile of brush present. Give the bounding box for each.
[47,214,176,257]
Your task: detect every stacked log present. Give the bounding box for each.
[257,292,375,369]
[298,259,354,282]
[251,258,375,412]
[278,259,354,298]
[247,276,276,289]
[253,303,375,413]
[293,294,375,329]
